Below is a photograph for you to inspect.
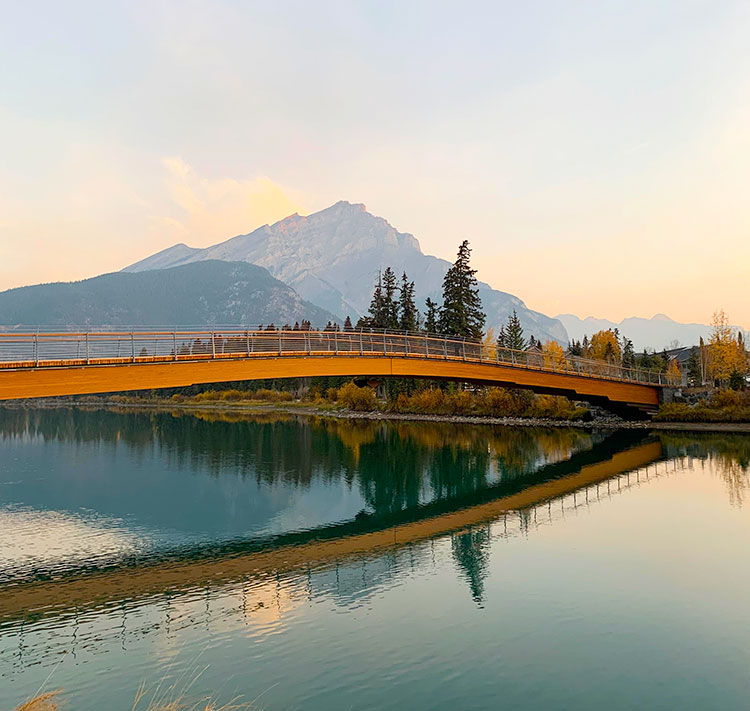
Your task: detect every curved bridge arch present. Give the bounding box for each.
[0,329,667,416]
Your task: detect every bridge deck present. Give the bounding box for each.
[0,329,668,411]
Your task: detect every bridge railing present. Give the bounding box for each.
[0,328,677,386]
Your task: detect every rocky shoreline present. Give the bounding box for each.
[5,398,750,433]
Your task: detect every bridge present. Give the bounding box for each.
[0,328,675,416]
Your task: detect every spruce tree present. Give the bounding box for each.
[344,315,353,331]
[622,338,636,368]
[687,346,702,384]
[382,267,399,328]
[438,240,485,339]
[398,272,418,332]
[424,298,440,334]
[366,270,385,327]
[503,310,526,351]
[497,325,507,349]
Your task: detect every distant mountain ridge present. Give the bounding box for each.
[125,201,568,343]
[555,313,734,351]
[0,261,339,327]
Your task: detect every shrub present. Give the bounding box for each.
[337,381,378,411]
[254,388,293,402]
[449,390,475,415]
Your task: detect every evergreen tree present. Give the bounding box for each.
[366,270,385,327]
[568,339,582,357]
[382,267,399,328]
[398,272,418,332]
[687,346,702,384]
[497,325,507,348]
[344,315,353,331]
[424,298,440,334]
[502,310,526,351]
[438,240,486,339]
[622,338,636,368]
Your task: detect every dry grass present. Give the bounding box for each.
[14,686,257,711]
[14,691,61,711]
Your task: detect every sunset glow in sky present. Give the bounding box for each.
[1,1,749,328]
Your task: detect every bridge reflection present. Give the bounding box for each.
[1,444,689,675]
[0,411,663,627]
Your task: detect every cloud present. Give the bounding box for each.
[154,157,308,247]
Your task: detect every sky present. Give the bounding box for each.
[1,0,749,329]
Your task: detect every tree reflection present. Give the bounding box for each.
[659,432,750,507]
[451,524,492,606]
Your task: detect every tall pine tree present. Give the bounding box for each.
[382,267,399,329]
[501,310,526,351]
[687,346,702,384]
[438,240,485,339]
[366,270,385,327]
[424,298,440,334]
[622,338,636,368]
[398,272,418,332]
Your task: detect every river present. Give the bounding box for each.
[1,408,749,710]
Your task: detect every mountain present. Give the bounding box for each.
[125,201,568,343]
[556,313,720,351]
[0,261,340,327]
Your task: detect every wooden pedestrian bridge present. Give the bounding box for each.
[0,328,675,416]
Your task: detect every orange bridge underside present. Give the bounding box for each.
[0,355,660,410]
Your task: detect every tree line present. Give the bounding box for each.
[356,239,486,339]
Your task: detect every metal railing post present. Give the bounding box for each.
[360,329,363,355]
[279,330,283,356]
[444,337,447,359]
[173,331,177,361]
[307,331,311,356]
[131,332,135,362]
[211,331,216,359]
[383,329,387,355]
[34,332,39,367]
[334,330,338,354]
[405,334,409,356]
[462,338,466,361]
[425,335,429,358]
[246,330,251,356]
[85,332,90,364]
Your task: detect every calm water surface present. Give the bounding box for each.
[1,408,749,710]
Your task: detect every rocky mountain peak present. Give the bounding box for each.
[123,201,568,343]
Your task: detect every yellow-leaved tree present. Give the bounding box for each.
[708,310,745,383]
[590,330,622,363]
[666,358,682,385]
[542,340,568,370]
[482,327,497,361]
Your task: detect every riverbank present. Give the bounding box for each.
[5,398,750,433]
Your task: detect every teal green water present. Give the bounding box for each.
[1,408,749,710]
